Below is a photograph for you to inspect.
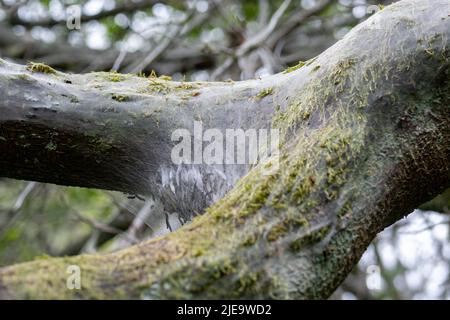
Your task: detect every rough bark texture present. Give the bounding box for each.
[0,0,449,299]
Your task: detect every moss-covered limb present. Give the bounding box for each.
[0,58,284,218]
[0,58,280,197]
[0,0,449,299]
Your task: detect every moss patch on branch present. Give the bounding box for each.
[26,62,57,75]
[255,87,274,100]
[112,94,128,102]
[283,61,306,74]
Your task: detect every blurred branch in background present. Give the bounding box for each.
[124,0,217,73]
[0,181,38,237]
[0,0,385,77]
[420,188,450,214]
[5,0,162,28]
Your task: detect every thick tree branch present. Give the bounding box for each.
[0,0,448,299]
[0,58,276,216]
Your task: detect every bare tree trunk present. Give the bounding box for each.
[0,0,449,299]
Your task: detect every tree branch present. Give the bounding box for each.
[6,0,162,28]
[0,24,213,74]
[0,0,448,299]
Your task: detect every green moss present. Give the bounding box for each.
[424,48,435,57]
[338,201,353,219]
[26,62,57,74]
[89,136,114,153]
[302,110,311,120]
[273,56,363,136]
[283,61,306,74]
[112,94,128,102]
[237,271,260,293]
[192,247,206,257]
[159,75,172,81]
[267,221,288,242]
[147,70,173,81]
[292,176,315,204]
[290,225,331,251]
[242,233,258,247]
[330,58,357,87]
[7,18,447,299]
[45,141,57,151]
[108,72,126,82]
[147,79,172,94]
[311,65,321,73]
[177,82,199,90]
[236,171,279,218]
[255,87,274,100]
[95,71,131,82]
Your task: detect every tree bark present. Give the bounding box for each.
[0,0,449,299]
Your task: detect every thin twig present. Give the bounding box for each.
[75,211,123,235]
[211,0,292,79]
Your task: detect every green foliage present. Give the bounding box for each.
[41,0,51,8]
[103,17,128,42]
[255,87,274,100]
[0,180,119,267]
[26,62,56,74]
[283,61,306,74]
[242,1,259,21]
